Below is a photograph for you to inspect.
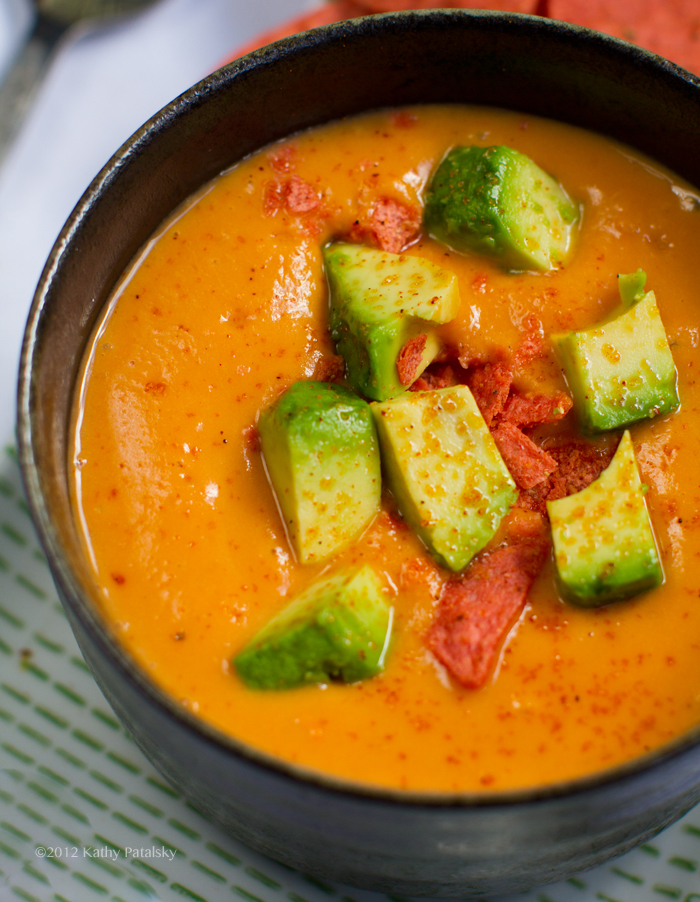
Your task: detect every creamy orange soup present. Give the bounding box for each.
[72,106,700,792]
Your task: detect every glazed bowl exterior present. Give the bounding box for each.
[17,10,700,897]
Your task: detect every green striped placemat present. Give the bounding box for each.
[1,442,699,902]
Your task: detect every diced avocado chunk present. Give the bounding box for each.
[233,565,393,689]
[547,431,663,606]
[424,145,579,272]
[259,381,380,564]
[371,385,517,571]
[324,242,460,401]
[618,268,647,308]
[553,271,680,433]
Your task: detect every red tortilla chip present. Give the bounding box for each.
[284,176,321,213]
[225,0,542,68]
[427,517,549,689]
[466,362,512,426]
[548,0,700,76]
[546,440,618,500]
[491,422,558,490]
[516,439,618,514]
[361,0,537,11]
[371,197,421,253]
[397,333,428,386]
[224,1,369,62]
[501,390,573,428]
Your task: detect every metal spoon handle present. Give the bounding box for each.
[0,13,68,170]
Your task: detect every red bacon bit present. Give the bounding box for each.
[466,362,512,426]
[501,391,573,428]
[397,333,427,386]
[263,180,283,217]
[427,516,549,689]
[371,197,421,253]
[284,175,320,213]
[313,355,345,383]
[269,146,296,173]
[244,425,261,453]
[492,422,558,490]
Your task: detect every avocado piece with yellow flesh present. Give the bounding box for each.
[259,381,380,564]
[372,385,517,571]
[553,270,679,433]
[424,145,579,272]
[547,430,663,606]
[324,242,460,401]
[233,565,393,689]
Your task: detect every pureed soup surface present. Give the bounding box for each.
[73,105,700,792]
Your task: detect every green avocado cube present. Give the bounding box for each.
[553,271,680,433]
[371,385,517,571]
[324,242,460,401]
[424,145,579,272]
[547,430,663,606]
[259,381,381,564]
[233,565,393,689]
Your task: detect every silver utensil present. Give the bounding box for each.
[0,0,159,169]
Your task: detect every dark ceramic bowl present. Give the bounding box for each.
[17,10,700,897]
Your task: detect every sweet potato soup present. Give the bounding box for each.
[72,105,700,792]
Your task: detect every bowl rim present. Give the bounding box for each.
[17,7,700,810]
